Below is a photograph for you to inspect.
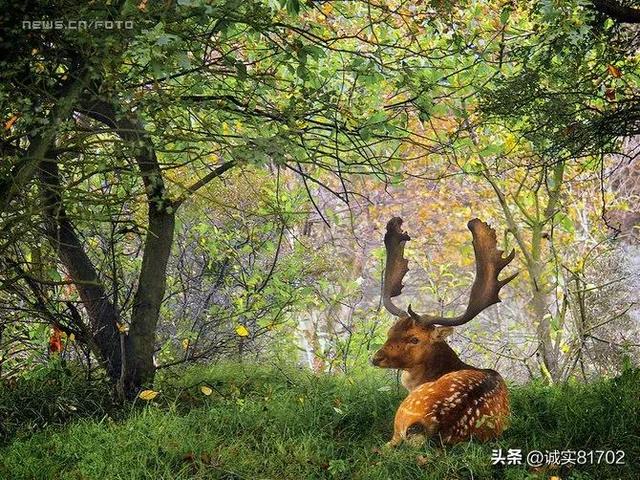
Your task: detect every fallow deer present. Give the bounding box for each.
[372,217,517,446]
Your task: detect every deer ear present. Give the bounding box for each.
[433,326,454,340]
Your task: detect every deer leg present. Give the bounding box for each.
[386,418,438,448]
[404,422,427,446]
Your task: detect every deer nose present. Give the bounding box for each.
[371,350,385,366]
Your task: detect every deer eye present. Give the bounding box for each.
[409,337,420,344]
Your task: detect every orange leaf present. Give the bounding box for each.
[48,325,63,353]
[607,65,621,78]
[4,115,18,130]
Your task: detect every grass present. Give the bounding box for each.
[0,363,638,480]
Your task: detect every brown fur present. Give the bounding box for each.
[372,318,509,446]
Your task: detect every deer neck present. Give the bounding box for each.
[401,342,472,391]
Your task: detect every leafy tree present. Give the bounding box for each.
[0,0,401,396]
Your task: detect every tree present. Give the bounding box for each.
[0,0,404,396]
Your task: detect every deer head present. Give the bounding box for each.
[372,217,517,369]
[371,317,454,368]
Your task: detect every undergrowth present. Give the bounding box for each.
[0,363,638,479]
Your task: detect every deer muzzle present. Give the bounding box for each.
[371,349,386,367]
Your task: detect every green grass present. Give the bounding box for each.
[1,363,638,480]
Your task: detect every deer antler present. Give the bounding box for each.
[382,217,518,326]
[382,217,411,317]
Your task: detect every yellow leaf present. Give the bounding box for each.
[235,325,249,337]
[200,386,213,396]
[321,2,333,14]
[138,389,159,401]
[116,323,128,333]
[182,338,190,350]
[68,333,75,343]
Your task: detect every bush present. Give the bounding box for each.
[0,362,117,445]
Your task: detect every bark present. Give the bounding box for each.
[529,226,558,382]
[125,199,175,392]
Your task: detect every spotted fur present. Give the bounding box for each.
[390,368,509,445]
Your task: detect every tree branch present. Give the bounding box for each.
[39,156,122,378]
[173,160,237,209]
[0,66,90,215]
[592,0,640,23]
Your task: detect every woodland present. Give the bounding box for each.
[1,1,640,479]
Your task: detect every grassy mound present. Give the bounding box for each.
[0,364,638,479]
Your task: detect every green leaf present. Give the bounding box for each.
[286,0,299,15]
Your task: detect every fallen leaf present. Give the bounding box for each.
[416,454,429,466]
[200,385,213,396]
[139,389,159,401]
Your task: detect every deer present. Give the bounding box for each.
[372,217,518,446]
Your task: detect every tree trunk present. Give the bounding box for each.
[39,157,122,380]
[106,109,176,395]
[41,97,177,396]
[529,224,560,382]
[124,206,175,392]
